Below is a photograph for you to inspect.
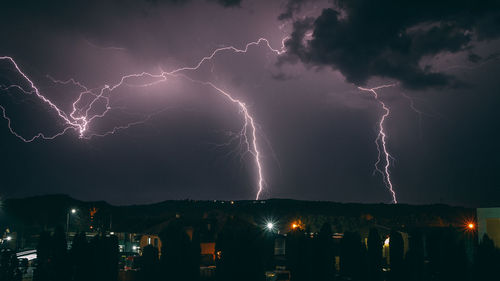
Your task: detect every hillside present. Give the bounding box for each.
[0,195,474,237]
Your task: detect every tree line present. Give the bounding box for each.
[134,218,500,281]
[2,218,500,281]
[34,226,118,281]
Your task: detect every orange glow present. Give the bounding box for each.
[462,217,477,232]
[291,220,304,230]
[90,207,98,217]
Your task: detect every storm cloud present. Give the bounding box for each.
[278,0,310,20]
[281,0,500,89]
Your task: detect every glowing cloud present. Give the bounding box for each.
[0,38,287,200]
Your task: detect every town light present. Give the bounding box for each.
[67,208,78,242]
[468,223,475,230]
[384,237,390,246]
[290,220,303,230]
[6,236,12,241]
[266,222,274,231]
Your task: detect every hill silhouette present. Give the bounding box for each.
[1,195,473,235]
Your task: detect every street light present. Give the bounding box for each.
[66,208,77,242]
[266,222,275,231]
[467,222,475,230]
[263,219,278,233]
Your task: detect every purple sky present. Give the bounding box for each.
[1,0,499,206]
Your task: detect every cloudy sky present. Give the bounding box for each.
[0,0,499,206]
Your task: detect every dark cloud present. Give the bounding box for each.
[278,0,308,20]
[270,72,297,81]
[468,53,482,63]
[281,0,500,89]
[146,0,190,4]
[148,0,242,7]
[0,0,240,23]
[278,18,316,64]
[212,0,242,7]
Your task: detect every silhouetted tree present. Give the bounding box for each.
[405,230,424,281]
[427,228,469,281]
[51,226,69,281]
[102,235,119,281]
[426,229,442,279]
[215,217,265,281]
[286,228,308,281]
[389,230,404,281]
[34,232,51,281]
[70,232,90,281]
[260,228,276,272]
[34,228,69,281]
[191,229,202,280]
[160,220,200,281]
[88,234,118,281]
[138,245,159,281]
[367,228,382,281]
[339,231,366,280]
[312,222,335,281]
[475,234,500,281]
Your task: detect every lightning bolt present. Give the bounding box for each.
[400,91,425,140]
[358,84,398,203]
[0,37,287,200]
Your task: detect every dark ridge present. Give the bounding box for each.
[1,195,474,235]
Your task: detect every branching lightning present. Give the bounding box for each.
[0,38,286,200]
[358,84,398,203]
[2,37,407,203]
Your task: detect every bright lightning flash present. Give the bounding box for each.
[358,84,398,203]
[0,38,287,200]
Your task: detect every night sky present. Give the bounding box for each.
[1,0,499,206]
